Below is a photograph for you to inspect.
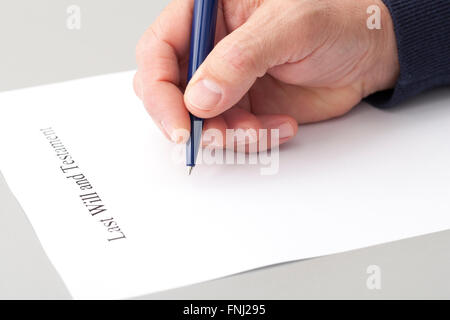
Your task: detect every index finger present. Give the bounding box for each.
[136,0,195,143]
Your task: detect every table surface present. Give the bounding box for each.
[1,0,449,299]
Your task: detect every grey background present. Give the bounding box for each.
[0,0,449,299]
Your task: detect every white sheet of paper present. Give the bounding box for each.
[1,71,450,299]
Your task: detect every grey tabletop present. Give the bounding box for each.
[1,0,449,300]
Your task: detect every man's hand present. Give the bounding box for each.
[134,0,399,149]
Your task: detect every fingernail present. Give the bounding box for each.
[277,122,295,139]
[160,121,189,144]
[235,129,258,145]
[205,140,222,149]
[186,79,222,111]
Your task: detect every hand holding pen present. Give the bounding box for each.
[134,0,400,168]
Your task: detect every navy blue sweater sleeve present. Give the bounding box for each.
[366,0,450,108]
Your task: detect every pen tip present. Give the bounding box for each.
[188,167,194,175]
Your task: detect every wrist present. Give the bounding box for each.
[360,0,400,97]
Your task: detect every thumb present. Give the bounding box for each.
[184,6,286,118]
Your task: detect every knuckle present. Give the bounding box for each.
[216,36,262,78]
[133,73,142,99]
[301,0,335,28]
[136,24,159,61]
[136,36,149,61]
[133,72,139,90]
[227,44,254,74]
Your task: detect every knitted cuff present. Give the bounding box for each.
[365,0,450,108]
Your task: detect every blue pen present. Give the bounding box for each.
[186,0,219,175]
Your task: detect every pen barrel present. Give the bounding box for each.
[186,0,219,167]
[187,0,219,82]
